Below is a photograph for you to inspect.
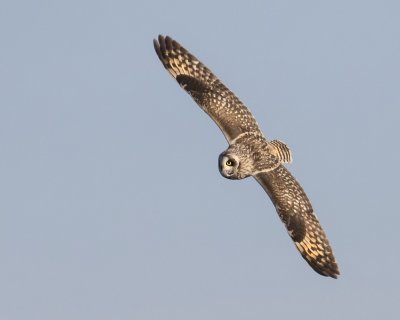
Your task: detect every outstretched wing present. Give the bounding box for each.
[154,35,263,143]
[254,166,339,278]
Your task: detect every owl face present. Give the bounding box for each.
[218,153,241,179]
[218,145,254,180]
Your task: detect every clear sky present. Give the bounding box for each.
[1,1,399,319]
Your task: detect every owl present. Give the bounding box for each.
[154,35,339,278]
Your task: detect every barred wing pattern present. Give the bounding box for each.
[255,166,339,278]
[154,35,263,143]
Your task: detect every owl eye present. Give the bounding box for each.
[226,159,234,166]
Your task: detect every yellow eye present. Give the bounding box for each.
[226,159,234,166]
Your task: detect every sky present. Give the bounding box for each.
[1,1,400,319]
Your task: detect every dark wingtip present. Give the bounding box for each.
[154,35,185,69]
[155,35,182,51]
[309,261,340,279]
[154,35,166,63]
[331,266,340,279]
[326,268,340,279]
[326,259,340,279]
[153,38,159,52]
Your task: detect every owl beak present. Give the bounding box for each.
[224,169,236,179]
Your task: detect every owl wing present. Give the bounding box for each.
[154,35,263,143]
[254,165,340,278]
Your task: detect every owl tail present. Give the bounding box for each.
[270,140,292,163]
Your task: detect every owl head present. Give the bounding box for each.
[218,144,254,180]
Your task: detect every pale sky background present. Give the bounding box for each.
[1,1,400,319]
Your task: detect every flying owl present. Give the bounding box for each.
[154,35,339,278]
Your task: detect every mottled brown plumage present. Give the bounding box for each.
[154,35,262,143]
[154,35,339,278]
[255,167,339,277]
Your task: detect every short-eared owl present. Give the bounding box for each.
[154,35,339,278]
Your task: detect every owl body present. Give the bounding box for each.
[219,134,282,179]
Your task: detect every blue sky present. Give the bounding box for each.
[1,1,399,319]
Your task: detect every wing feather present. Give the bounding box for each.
[154,35,263,143]
[255,166,340,278]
